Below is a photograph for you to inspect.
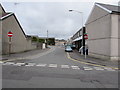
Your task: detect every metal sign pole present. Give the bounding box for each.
[9,37,11,56]
[85,41,86,59]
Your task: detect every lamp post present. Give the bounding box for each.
[69,10,86,58]
[47,30,48,48]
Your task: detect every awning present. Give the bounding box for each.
[73,36,82,42]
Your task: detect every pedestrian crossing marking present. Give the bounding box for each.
[48,64,57,68]
[36,64,47,67]
[61,65,69,68]
[83,67,93,70]
[104,67,116,71]
[2,62,117,71]
[71,66,80,70]
[93,67,104,70]
[25,63,36,66]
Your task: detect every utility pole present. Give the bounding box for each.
[47,30,48,48]
[69,10,86,58]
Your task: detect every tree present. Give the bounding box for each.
[38,38,45,43]
[32,36,38,42]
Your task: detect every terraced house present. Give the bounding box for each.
[85,3,120,60]
[0,4,37,54]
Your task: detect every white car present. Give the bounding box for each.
[65,46,73,52]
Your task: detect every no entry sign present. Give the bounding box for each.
[8,31,13,37]
[84,33,88,40]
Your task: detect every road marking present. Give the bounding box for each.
[71,66,80,70]
[83,67,93,71]
[0,61,3,64]
[93,67,104,70]
[61,65,69,68]
[4,62,15,65]
[25,63,36,66]
[104,67,116,71]
[1,61,116,72]
[36,64,47,67]
[67,52,119,70]
[14,63,25,66]
[48,64,57,68]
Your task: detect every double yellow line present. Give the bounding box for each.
[67,52,119,70]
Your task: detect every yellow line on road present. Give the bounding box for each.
[67,52,119,70]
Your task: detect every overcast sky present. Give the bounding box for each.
[1,0,119,40]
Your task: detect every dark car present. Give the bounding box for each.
[65,46,73,52]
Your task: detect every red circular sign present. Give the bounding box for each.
[84,34,88,39]
[8,31,13,37]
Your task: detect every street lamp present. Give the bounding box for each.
[69,10,86,58]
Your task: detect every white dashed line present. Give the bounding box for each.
[25,63,36,66]
[36,64,47,67]
[2,62,116,71]
[83,67,93,71]
[61,65,69,68]
[93,67,104,70]
[0,61,3,64]
[104,67,116,71]
[2,62,14,65]
[71,66,80,70]
[48,64,57,68]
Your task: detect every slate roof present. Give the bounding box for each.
[0,13,11,18]
[96,3,120,14]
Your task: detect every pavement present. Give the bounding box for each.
[69,49,119,69]
[0,47,50,62]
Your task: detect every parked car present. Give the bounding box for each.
[65,46,73,52]
[71,44,76,49]
[79,46,88,55]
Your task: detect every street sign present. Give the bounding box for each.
[84,33,88,40]
[8,31,13,37]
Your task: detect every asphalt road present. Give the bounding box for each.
[2,46,118,88]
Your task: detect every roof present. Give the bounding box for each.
[0,4,5,13]
[96,3,120,14]
[0,12,13,19]
[0,4,27,38]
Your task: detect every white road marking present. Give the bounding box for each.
[93,67,104,70]
[36,64,47,67]
[25,63,36,66]
[2,62,15,65]
[61,65,69,68]
[83,67,93,71]
[14,63,25,66]
[104,67,116,71]
[71,66,80,70]
[48,64,57,68]
[0,61,3,64]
